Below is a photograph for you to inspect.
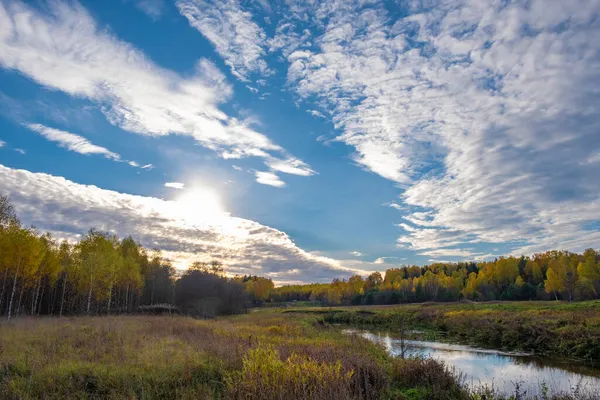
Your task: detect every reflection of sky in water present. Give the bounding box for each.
[352,331,600,396]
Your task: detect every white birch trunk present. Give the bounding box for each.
[107,284,112,314]
[7,263,20,321]
[37,282,45,316]
[0,268,9,314]
[86,275,94,314]
[60,272,68,317]
[32,276,41,315]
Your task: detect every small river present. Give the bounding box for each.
[346,329,600,397]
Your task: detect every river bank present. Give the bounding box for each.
[285,301,600,361]
[345,328,600,398]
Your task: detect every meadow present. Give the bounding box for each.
[1,303,599,400]
[0,312,454,400]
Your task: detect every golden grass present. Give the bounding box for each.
[0,313,394,399]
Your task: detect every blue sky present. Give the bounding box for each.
[1,0,599,284]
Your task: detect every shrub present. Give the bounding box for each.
[226,346,356,400]
[391,357,468,400]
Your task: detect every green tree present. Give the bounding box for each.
[577,251,599,282]
[364,272,383,291]
[525,260,543,285]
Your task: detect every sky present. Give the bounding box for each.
[0,0,599,284]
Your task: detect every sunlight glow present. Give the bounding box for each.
[174,187,226,226]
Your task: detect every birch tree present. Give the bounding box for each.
[76,229,120,314]
[57,241,73,316]
[31,233,60,315]
[119,237,143,312]
[4,225,43,320]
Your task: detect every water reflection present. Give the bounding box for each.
[347,330,600,396]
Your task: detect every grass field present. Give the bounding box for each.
[0,312,456,400]
[0,303,599,399]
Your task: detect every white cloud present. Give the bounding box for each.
[350,251,364,257]
[308,109,326,119]
[373,256,397,264]
[165,182,185,189]
[266,157,315,176]
[388,203,404,211]
[0,163,364,284]
[14,148,25,155]
[26,123,149,168]
[135,0,164,20]
[0,139,5,147]
[268,19,312,58]
[255,171,286,187]
[588,152,600,164]
[0,1,311,181]
[279,0,600,256]
[176,0,270,82]
[418,248,480,258]
[27,123,120,160]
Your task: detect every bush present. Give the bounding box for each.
[175,270,247,317]
[226,346,355,400]
[391,357,468,400]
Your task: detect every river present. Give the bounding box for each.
[346,329,600,397]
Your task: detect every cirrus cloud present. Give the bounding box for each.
[278,0,600,257]
[176,0,270,82]
[0,0,312,186]
[27,123,120,160]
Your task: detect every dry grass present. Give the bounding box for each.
[0,316,237,399]
[0,313,395,399]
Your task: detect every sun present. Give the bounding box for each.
[174,188,225,225]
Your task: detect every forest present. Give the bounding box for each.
[272,249,600,305]
[0,196,273,319]
[1,193,599,322]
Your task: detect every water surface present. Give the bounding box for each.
[347,329,600,396]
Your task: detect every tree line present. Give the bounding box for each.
[0,196,274,320]
[271,249,600,305]
[2,194,599,318]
